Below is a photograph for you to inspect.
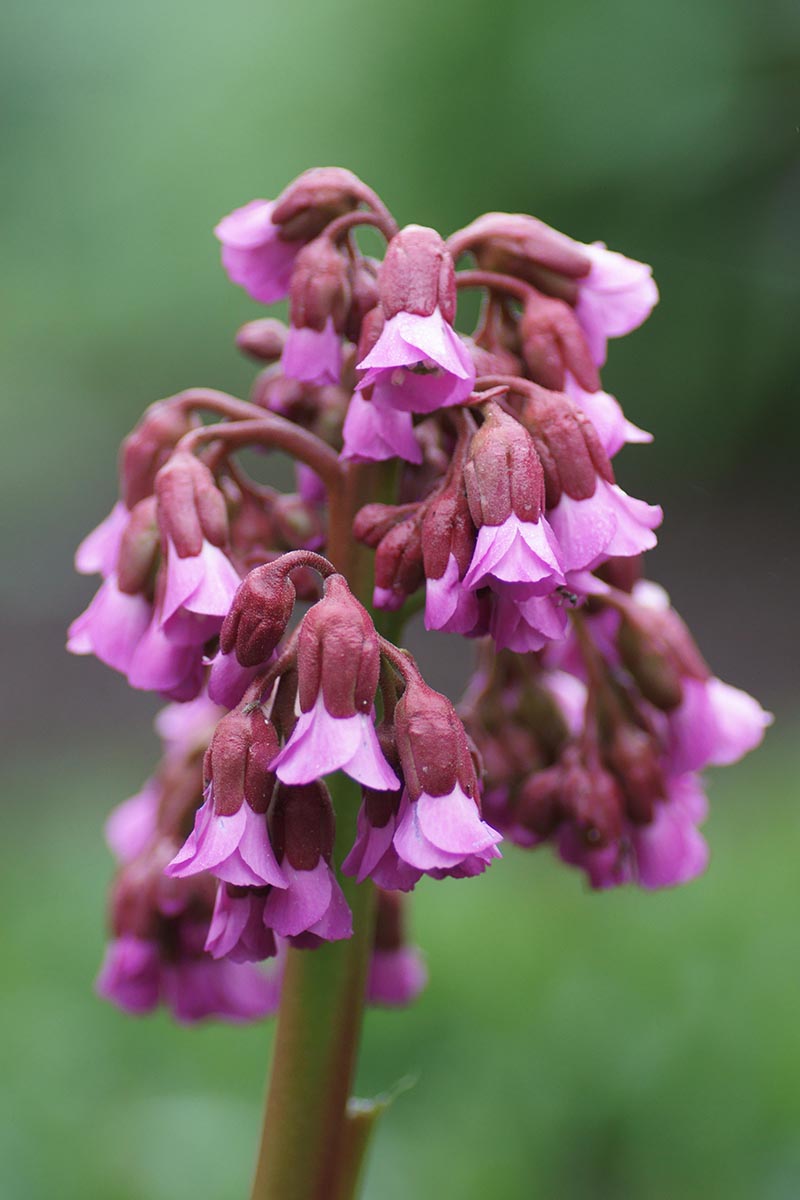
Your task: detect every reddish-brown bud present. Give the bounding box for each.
[519,387,614,507]
[374,888,406,952]
[296,575,380,718]
[353,502,419,549]
[345,258,380,343]
[393,676,478,801]
[605,726,666,825]
[421,476,476,581]
[116,496,159,595]
[155,451,229,557]
[120,402,196,509]
[235,318,288,362]
[519,295,599,392]
[379,225,457,323]
[269,780,335,869]
[373,515,425,611]
[207,708,280,817]
[449,212,592,302]
[272,167,363,241]
[561,752,625,846]
[219,560,297,667]
[464,404,545,527]
[289,237,352,333]
[617,599,709,712]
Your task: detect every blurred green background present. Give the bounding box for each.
[1,0,798,1196]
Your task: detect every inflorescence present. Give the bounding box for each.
[69,167,770,1024]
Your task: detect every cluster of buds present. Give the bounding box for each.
[69,166,769,1025]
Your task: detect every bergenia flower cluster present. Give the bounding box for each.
[69,167,770,1025]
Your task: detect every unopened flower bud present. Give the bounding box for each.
[353,502,419,548]
[296,575,380,718]
[519,294,600,392]
[448,212,593,297]
[288,237,352,334]
[269,780,335,870]
[272,167,363,241]
[373,514,425,611]
[116,497,160,595]
[393,676,477,801]
[345,258,380,343]
[220,560,297,667]
[121,402,196,509]
[156,451,229,558]
[605,726,666,825]
[206,708,280,817]
[379,225,456,323]
[235,318,288,362]
[465,405,545,527]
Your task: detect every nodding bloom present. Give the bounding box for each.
[562,373,651,459]
[574,241,659,367]
[166,708,287,890]
[390,675,501,878]
[96,839,276,1023]
[517,387,662,573]
[272,576,399,790]
[462,406,565,595]
[215,200,303,305]
[74,500,129,578]
[205,885,279,964]
[421,474,482,636]
[367,890,427,1008]
[263,782,352,945]
[341,389,423,465]
[280,237,350,387]
[356,226,475,416]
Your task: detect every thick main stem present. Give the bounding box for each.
[250,462,384,1200]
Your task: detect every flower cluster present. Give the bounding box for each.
[69,166,768,1024]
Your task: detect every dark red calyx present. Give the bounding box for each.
[374,888,406,952]
[289,237,352,333]
[296,575,380,718]
[519,387,613,507]
[379,225,456,323]
[155,451,229,557]
[353,502,421,548]
[605,726,665,826]
[519,294,600,393]
[393,676,478,802]
[121,401,196,509]
[220,560,297,668]
[464,404,545,527]
[116,496,160,595]
[272,167,363,241]
[207,708,280,817]
[374,516,425,609]
[421,474,476,581]
[269,780,335,870]
[235,318,288,362]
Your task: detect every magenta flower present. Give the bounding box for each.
[160,536,241,644]
[368,946,428,1008]
[357,309,476,414]
[557,774,708,891]
[105,781,160,864]
[96,935,162,1015]
[668,677,772,775]
[574,241,659,366]
[273,694,399,791]
[563,373,651,458]
[342,786,422,892]
[489,589,569,653]
[264,858,352,943]
[74,501,129,578]
[215,199,302,305]
[281,316,342,387]
[462,513,565,595]
[424,553,481,635]
[546,482,662,573]
[207,649,265,710]
[154,694,225,758]
[205,887,278,964]
[393,787,502,875]
[341,391,423,465]
[167,788,287,888]
[67,573,151,675]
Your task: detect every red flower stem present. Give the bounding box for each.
[250,461,391,1200]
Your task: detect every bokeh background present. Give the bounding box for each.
[2,1,798,1196]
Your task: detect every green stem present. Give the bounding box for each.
[250,461,391,1200]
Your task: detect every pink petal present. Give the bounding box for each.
[75,502,129,577]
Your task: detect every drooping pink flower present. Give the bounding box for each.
[368,947,427,1007]
[357,309,476,413]
[462,513,566,595]
[74,501,129,578]
[96,935,162,1015]
[215,199,302,304]
[271,576,399,791]
[207,648,265,709]
[281,316,342,387]
[67,573,152,675]
[205,886,278,963]
[424,553,481,635]
[105,781,160,864]
[668,677,772,775]
[393,787,502,875]
[489,588,569,653]
[160,537,241,645]
[166,710,287,890]
[341,391,423,465]
[563,372,651,458]
[342,785,423,893]
[546,482,662,573]
[574,241,659,366]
